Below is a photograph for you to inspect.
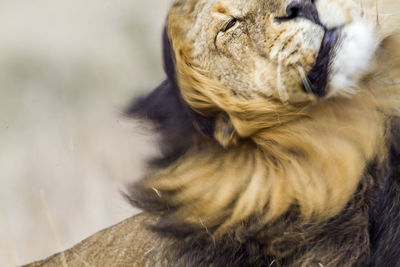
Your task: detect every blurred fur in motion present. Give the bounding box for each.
[25,0,400,266]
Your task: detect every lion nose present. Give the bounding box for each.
[285,0,322,25]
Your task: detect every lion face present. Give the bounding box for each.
[168,0,378,104]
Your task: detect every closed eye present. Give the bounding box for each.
[223,18,238,32]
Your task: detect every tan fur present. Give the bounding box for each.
[137,0,400,234]
[141,90,388,233]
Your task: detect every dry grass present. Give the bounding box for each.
[0,0,169,265]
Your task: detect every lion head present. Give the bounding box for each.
[129,0,400,238]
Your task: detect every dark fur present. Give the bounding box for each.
[367,119,400,267]
[126,28,400,266]
[126,27,214,168]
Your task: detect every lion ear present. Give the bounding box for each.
[213,113,239,148]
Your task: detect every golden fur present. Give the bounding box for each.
[137,0,400,235]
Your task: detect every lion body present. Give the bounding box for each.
[24,0,400,266]
[23,149,400,266]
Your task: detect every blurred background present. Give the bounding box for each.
[1,0,400,266]
[0,0,170,265]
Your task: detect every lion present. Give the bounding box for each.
[24,0,400,266]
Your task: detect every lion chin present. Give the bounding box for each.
[23,0,400,267]
[328,20,378,96]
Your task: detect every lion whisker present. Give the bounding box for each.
[199,217,216,246]
[296,65,315,101]
[152,187,162,198]
[144,248,155,256]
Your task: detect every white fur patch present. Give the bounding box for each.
[328,20,378,96]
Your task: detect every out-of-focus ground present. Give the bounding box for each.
[0,1,169,266]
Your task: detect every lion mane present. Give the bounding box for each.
[24,0,400,266]
[125,4,400,266]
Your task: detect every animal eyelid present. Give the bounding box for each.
[222,18,239,32]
